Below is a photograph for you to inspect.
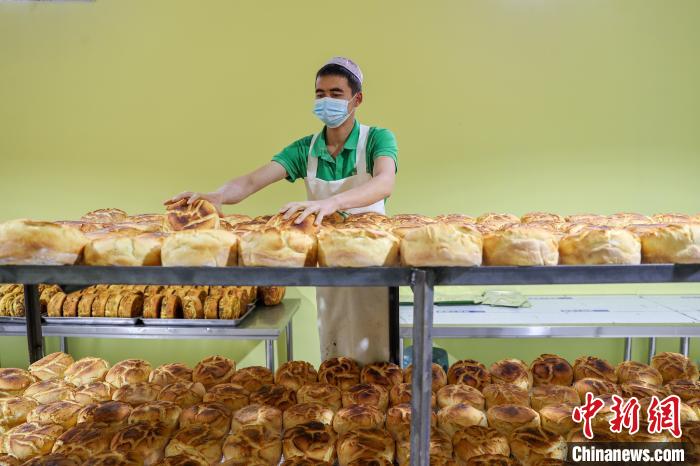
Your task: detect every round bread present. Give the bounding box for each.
[80,208,128,223]
[651,351,699,383]
[483,225,559,266]
[283,403,334,430]
[28,353,74,381]
[230,366,273,394]
[483,383,529,409]
[297,383,342,412]
[0,396,38,432]
[249,384,297,411]
[230,403,282,435]
[76,401,132,426]
[638,223,700,264]
[509,426,567,466]
[389,382,437,408]
[530,385,580,411]
[573,378,621,402]
[128,401,182,433]
[477,213,520,229]
[154,454,208,466]
[282,421,336,462]
[281,458,332,466]
[148,363,193,387]
[559,227,641,264]
[342,383,389,411]
[465,455,518,466]
[489,359,532,391]
[332,404,385,436]
[318,357,361,391]
[606,212,652,227]
[396,429,453,465]
[163,424,223,465]
[112,382,162,406]
[399,223,483,266]
[18,453,81,466]
[615,360,663,386]
[453,425,510,463]
[110,421,170,466]
[192,356,236,389]
[403,363,447,393]
[436,384,484,410]
[437,402,488,437]
[665,379,700,402]
[0,454,21,466]
[0,368,36,396]
[1,421,65,461]
[573,356,617,383]
[385,403,437,441]
[23,379,76,405]
[156,382,206,409]
[521,212,565,223]
[337,428,394,466]
[486,405,541,436]
[105,359,152,388]
[0,219,88,266]
[447,360,491,390]
[70,382,115,406]
[51,422,113,460]
[274,361,319,392]
[164,199,220,231]
[539,403,577,436]
[27,400,82,429]
[221,424,281,465]
[620,382,668,400]
[180,402,232,439]
[317,225,400,267]
[359,362,403,388]
[203,383,249,412]
[82,452,141,466]
[530,354,574,387]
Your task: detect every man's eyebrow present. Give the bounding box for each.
[329,87,345,93]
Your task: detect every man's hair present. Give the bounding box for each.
[316,64,362,95]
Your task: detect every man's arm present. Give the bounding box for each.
[165,162,287,212]
[280,156,396,225]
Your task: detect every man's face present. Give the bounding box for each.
[315,74,362,110]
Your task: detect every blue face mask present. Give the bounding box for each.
[313,96,355,128]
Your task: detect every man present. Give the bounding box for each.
[166,57,398,364]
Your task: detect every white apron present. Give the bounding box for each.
[305,124,390,364]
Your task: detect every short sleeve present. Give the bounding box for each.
[367,127,398,174]
[271,135,312,182]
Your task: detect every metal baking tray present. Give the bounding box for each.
[0,316,26,323]
[42,316,140,325]
[141,303,255,327]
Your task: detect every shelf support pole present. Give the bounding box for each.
[680,337,690,357]
[624,337,632,361]
[23,284,44,363]
[389,286,400,365]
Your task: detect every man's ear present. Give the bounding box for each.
[353,91,363,108]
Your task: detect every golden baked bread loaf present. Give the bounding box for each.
[615,360,663,387]
[222,424,281,465]
[341,383,389,411]
[249,384,297,411]
[620,382,667,400]
[84,234,164,266]
[27,400,82,429]
[28,353,74,382]
[521,212,565,224]
[606,212,652,227]
[530,385,580,411]
[62,291,81,317]
[396,428,452,465]
[257,286,286,306]
[179,402,232,439]
[164,199,220,231]
[23,379,76,405]
[389,382,437,408]
[403,363,447,393]
[0,219,88,265]
[0,454,21,466]
[154,454,208,466]
[110,421,169,466]
[117,292,144,318]
[336,428,394,466]
[229,366,272,394]
[464,455,517,466]
[282,420,336,462]
[90,293,110,318]
[128,401,181,434]
[164,424,223,465]
[296,383,342,412]
[530,354,574,387]
[112,382,162,406]
[385,403,437,442]
[437,402,488,437]
[651,351,699,383]
[192,356,236,389]
[389,214,435,237]
[0,397,38,433]
[47,292,67,318]
[318,357,361,391]
[486,405,541,436]
[161,230,238,267]
[156,382,206,409]
[50,422,113,460]
[148,363,193,387]
[76,401,132,426]
[436,383,484,410]
[81,209,128,223]
[82,452,141,466]
[399,223,483,266]
[538,403,577,436]
[483,225,559,266]
[483,383,530,409]
[452,425,510,463]
[572,378,621,402]
[105,359,152,388]
[447,360,491,390]
[332,404,385,435]
[239,213,318,267]
[283,403,334,430]
[281,458,332,466]
[0,368,36,397]
[202,383,249,412]
[359,362,403,388]
[477,213,520,230]
[665,379,700,402]
[489,358,532,391]
[509,426,567,466]
[573,356,617,383]
[559,226,641,265]
[317,226,399,267]
[104,293,126,318]
[652,213,692,224]
[274,361,318,392]
[143,294,165,319]
[1,421,64,461]
[230,403,282,435]
[17,453,81,466]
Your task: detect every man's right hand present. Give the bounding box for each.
[164,191,224,215]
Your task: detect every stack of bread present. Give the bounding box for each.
[1,206,699,268]
[4,351,698,465]
[0,285,63,318]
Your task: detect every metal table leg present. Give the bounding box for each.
[409,269,434,466]
[389,286,400,365]
[23,284,44,363]
[624,338,632,361]
[285,319,294,362]
[265,339,275,372]
[399,338,405,368]
[60,337,67,354]
[680,337,690,357]
[648,337,657,364]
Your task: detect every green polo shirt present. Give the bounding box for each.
[272,120,398,182]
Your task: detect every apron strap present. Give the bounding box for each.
[306,132,322,180]
[355,124,370,175]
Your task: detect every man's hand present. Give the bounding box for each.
[164,191,224,215]
[280,198,340,226]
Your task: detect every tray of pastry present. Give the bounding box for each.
[141,303,255,327]
[0,316,26,323]
[42,316,140,325]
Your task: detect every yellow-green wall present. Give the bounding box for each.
[1,1,699,369]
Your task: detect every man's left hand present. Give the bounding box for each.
[280,198,340,226]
